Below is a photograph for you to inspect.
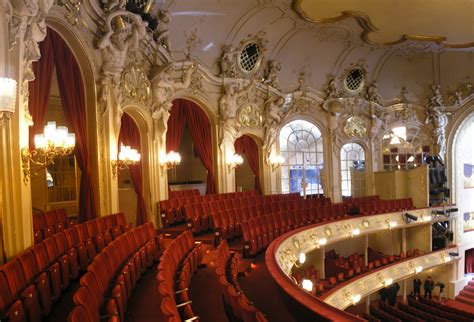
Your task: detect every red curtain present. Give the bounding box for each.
[178,99,216,194]
[118,113,147,226]
[49,29,96,222]
[28,33,55,149]
[234,135,261,194]
[166,101,187,152]
[466,249,474,273]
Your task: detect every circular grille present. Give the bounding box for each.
[238,43,261,73]
[344,68,365,93]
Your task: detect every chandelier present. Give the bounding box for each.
[21,122,76,183]
[112,144,141,178]
[0,77,17,122]
[160,150,182,174]
[227,153,244,172]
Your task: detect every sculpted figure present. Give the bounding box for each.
[151,63,195,124]
[219,80,254,121]
[324,75,338,99]
[263,60,281,87]
[264,96,284,126]
[425,99,448,159]
[366,81,383,105]
[218,80,254,148]
[103,0,126,11]
[97,12,147,81]
[154,9,171,50]
[454,90,463,106]
[401,86,409,103]
[220,45,237,77]
[429,84,443,107]
[16,0,54,81]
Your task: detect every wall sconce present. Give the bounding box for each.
[294,251,306,268]
[160,150,182,174]
[21,121,75,183]
[351,228,361,237]
[378,273,393,287]
[301,279,313,292]
[386,219,398,229]
[0,77,17,123]
[444,256,452,263]
[227,153,243,172]
[317,237,327,248]
[269,154,285,171]
[414,265,423,274]
[421,215,432,222]
[111,144,141,179]
[344,291,362,305]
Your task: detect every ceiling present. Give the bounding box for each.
[163,0,474,102]
[294,0,474,48]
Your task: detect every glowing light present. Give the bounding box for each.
[302,279,313,292]
[298,252,306,264]
[351,228,361,236]
[415,266,423,274]
[351,294,361,304]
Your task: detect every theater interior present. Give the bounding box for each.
[1,1,474,321]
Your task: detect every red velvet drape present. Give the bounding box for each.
[234,135,262,193]
[49,29,96,222]
[166,101,187,152]
[178,100,216,194]
[118,114,147,226]
[28,34,55,149]
[466,248,474,273]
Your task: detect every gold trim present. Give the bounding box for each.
[292,0,474,49]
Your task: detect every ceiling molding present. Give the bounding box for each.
[292,0,474,49]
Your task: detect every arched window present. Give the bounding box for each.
[340,143,365,197]
[454,114,474,233]
[382,125,430,170]
[279,120,324,196]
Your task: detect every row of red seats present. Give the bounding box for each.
[0,212,130,322]
[369,305,401,322]
[69,222,160,322]
[418,296,474,319]
[380,302,424,322]
[160,191,300,227]
[397,302,450,322]
[160,191,261,226]
[157,230,202,321]
[357,198,414,215]
[215,202,349,243]
[190,197,333,235]
[168,189,200,199]
[33,208,76,244]
[215,241,267,322]
[408,297,471,322]
[343,195,380,204]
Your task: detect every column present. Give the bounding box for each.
[403,279,407,302]
[364,234,369,266]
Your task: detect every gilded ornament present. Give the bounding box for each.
[237,104,263,128]
[344,116,367,137]
[122,64,151,103]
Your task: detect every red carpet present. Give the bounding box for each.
[455,278,474,306]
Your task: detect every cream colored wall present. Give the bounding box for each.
[170,127,208,184]
[406,225,432,253]
[368,229,402,256]
[118,188,137,226]
[235,157,255,191]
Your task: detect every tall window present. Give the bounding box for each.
[340,143,365,197]
[454,114,474,233]
[382,126,430,170]
[279,120,324,196]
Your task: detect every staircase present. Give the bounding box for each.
[456,279,474,305]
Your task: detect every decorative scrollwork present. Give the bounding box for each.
[344,116,367,137]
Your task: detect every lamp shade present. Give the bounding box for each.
[0,78,17,113]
